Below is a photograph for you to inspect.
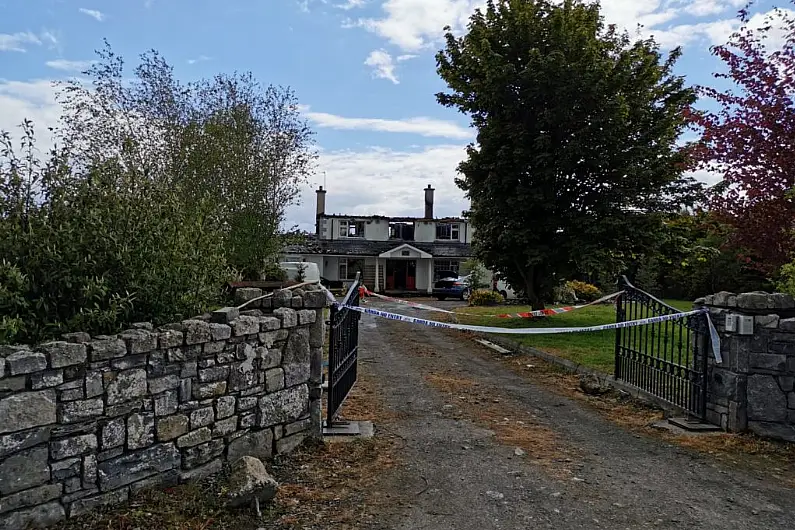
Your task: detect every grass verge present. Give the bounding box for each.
[455,299,692,374]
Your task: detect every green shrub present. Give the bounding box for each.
[0,127,232,344]
[566,280,603,302]
[469,289,505,306]
[262,263,288,281]
[553,283,578,304]
[776,262,795,296]
[463,259,487,290]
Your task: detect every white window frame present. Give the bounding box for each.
[436,223,460,241]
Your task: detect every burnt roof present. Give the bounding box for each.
[319,214,467,223]
[284,238,473,258]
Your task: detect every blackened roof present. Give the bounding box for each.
[284,238,473,258]
[319,214,467,223]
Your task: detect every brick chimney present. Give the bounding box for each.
[424,184,435,219]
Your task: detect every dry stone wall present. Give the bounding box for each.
[0,286,327,530]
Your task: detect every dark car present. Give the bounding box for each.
[432,271,471,301]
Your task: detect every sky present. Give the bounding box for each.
[0,0,789,232]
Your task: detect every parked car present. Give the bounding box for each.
[433,272,471,301]
[490,273,518,300]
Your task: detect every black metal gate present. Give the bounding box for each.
[615,276,708,419]
[326,274,361,426]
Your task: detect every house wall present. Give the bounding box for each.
[465,224,475,244]
[326,218,388,242]
[416,259,432,293]
[414,221,436,243]
[364,219,389,241]
[0,289,328,529]
[318,217,331,240]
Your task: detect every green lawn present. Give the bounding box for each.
[456,299,693,374]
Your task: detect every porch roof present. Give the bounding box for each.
[378,243,432,259]
[283,238,473,258]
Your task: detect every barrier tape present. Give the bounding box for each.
[339,303,722,363]
[474,291,624,319]
[362,288,455,314]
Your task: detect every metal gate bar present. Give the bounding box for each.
[326,273,361,426]
[615,276,708,419]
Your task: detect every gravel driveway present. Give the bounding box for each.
[357,300,793,530]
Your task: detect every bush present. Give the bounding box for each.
[777,261,795,296]
[553,283,578,304]
[463,259,487,290]
[469,289,505,306]
[0,126,232,344]
[0,45,314,344]
[262,263,288,282]
[566,280,603,302]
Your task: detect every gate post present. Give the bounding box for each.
[306,284,330,440]
[614,291,624,379]
[699,291,795,441]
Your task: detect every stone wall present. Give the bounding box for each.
[699,291,795,442]
[0,286,327,530]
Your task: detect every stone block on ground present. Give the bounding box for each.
[579,374,609,396]
[223,456,279,508]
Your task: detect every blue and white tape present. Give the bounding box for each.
[339,303,722,363]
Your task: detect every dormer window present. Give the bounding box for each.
[436,222,460,241]
[339,220,364,238]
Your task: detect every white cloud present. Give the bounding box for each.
[0,79,61,154]
[286,144,470,230]
[79,8,106,22]
[45,59,94,72]
[364,49,400,84]
[301,107,472,139]
[187,55,211,65]
[682,0,745,17]
[397,54,416,61]
[335,0,367,9]
[0,32,42,52]
[350,0,774,53]
[650,18,739,47]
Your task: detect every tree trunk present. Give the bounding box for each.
[517,263,545,310]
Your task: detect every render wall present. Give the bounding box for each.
[0,287,327,530]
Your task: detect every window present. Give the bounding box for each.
[339,220,364,238]
[339,258,365,280]
[433,260,460,280]
[435,223,460,241]
[389,222,415,241]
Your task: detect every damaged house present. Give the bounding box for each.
[282,185,474,294]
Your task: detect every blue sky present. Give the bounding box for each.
[0,0,787,230]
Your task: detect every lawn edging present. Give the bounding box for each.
[474,332,689,417]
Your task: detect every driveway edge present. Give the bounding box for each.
[472,332,688,417]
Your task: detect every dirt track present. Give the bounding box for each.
[356,301,793,530]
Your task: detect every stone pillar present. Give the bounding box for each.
[427,259,433,294]
[700,291,795,441]
[303,285,328,438]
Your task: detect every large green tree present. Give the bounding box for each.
[436,0,696,308]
